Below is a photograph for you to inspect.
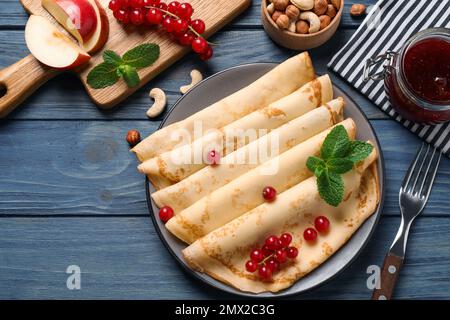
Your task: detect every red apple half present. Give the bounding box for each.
[41,0,98,44]
[42,0,109,53]
[25,15,91,69]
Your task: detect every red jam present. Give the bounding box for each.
[384,30,450,124]
[403,38,450,103]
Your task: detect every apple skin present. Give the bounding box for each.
[41,0,98,44]
[25,15,91,70]
[83,0,109,53]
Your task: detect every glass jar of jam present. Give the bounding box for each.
[364,28,450,124]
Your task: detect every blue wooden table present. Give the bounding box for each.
[0,0,449,299]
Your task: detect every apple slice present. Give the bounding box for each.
[41,0,98,45]
[83,0,109,53]
[42,0,109,53]
[25,15,91,69]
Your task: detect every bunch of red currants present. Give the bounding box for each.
[108,0,213,60]
[245,233,299,280]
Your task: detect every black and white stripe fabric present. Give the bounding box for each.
[328,0,450,157]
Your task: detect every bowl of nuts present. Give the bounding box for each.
[262,0,344,50]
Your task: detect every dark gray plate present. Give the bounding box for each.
[146,63,385,298]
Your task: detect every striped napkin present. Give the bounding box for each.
[328,0,450,157]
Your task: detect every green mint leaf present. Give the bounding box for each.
[317,171,344,207]
[306,156,326,174]
[87,62,120,89]
[103,50,123,65]
[321,125,351,161]
[347,141,374,164]
[119,65,140,88]
[327,158,354,174]
[122,43,160,69]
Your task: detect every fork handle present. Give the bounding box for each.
[372,253,404,300]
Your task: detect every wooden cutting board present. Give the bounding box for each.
[0,0,251,118]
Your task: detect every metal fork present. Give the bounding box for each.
[372,143,442,300]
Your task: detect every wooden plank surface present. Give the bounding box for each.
[0,216,449,299]
[0,120,449,217]
[0,29,388,120]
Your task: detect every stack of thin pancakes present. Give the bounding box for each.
[132,52,380,293]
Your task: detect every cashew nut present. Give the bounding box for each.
[299,11,321,33]
[267,3,275,15]
[290,0,314,11]
[146,88,167,118]
[288,21,296,33]
[180,69,203,94]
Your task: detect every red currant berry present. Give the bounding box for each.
[250,249,264,263]
[146,8,163,25]
[245,260,258,273]
[109,0,121,11]
[274,249,287,263]
[191,19,206,34]
[262,186,276,202]
[173,19,189,33]
[178,2,193,20]
[279,233,292,247]
[162,16,175,32]
[200,45,213,61]
[315,216,330,233]
[147,0,160,5]
[120,0,130,8]
[261,244,273,257]
[130,8,145,25]
[206,150,220,165]
[265,235,279,251]
[286,247,298,259]
[303,228,318,241]
[258,265,272,279]
[266,259,279,272]
[129,0,144,8]
[159,206,174,223]
[167,1,180,14]
[191,37,208,54]
[178,32,194,46]
[114,9,130,23]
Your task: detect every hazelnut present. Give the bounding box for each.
[285,5,300,20]
[272,10,283,22]
[276,14,290,29]
[314,0,328,16]
[331,0,340,10]
[126,129,141,147]
[296,20,309,34]
[350,4,366,17]
[326,4,337,18]
[319,15,331,30]
[273,0,289,11]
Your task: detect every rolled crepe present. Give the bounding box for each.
[152,98,344,212]
[132,52,315,162]
[140,75,333,189]
[183,149,379,293]
[166,118,356,244]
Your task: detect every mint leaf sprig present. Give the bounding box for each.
[307,125,374,207]
[87,43,160,89]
